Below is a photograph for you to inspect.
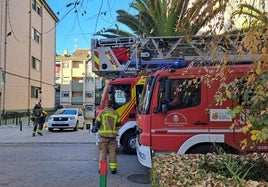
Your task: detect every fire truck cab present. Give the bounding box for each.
[96,76,145,154]
[136,64,268,168]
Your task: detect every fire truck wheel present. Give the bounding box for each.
[123,131,137,155]
[187,144,217,154]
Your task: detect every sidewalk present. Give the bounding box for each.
[0,123,97,144]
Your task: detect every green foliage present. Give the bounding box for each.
[200,153,268,183]
[232,3,268,27]
[95,0,226,37]
[225,63,268,144]
[214,1,268,145]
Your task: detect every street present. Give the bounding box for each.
[0,127,151,187]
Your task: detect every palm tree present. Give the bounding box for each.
[95,0,186,37]
[232,3,268,30]
[95,0,224,38]
[176,0,234,35]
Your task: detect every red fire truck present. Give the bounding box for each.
[135,63,268,168]
[91,35,261,156]
[91,35,197,154]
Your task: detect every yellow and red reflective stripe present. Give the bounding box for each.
[118,97,135,122]
[94,51,99,70]
[104,51,117,70]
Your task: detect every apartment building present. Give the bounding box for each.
[56,49,103,121]
[0,0,58,122]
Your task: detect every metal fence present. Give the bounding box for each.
[0,110,55,126]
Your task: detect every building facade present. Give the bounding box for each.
[56,49,103,121]
[0,0,58,122]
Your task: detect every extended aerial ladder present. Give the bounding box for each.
[91,34,255,77]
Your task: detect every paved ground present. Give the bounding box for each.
[0,123,151,187]
[0,123,97,144]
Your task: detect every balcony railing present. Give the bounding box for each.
[72,82,83,91]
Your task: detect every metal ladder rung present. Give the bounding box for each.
[98,37,135,46]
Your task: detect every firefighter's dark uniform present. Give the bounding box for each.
[31,102,46,136]
[92,100,121,174]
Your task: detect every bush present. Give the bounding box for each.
[151,153,268,187]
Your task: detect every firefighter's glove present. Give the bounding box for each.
[91,126,98,133]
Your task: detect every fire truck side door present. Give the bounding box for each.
[150,78,208,152]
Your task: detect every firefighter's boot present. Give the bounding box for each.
[37,129,43,136]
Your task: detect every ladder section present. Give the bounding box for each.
[91,37,138,77]
[136,35,247,62]
[91,35,253,77]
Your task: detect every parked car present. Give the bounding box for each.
[47,108,85,131]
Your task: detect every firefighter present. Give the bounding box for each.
[31,101,45,136]
[92,100,121,174]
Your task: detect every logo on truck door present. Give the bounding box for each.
[164,112,187,126]
[209,109,232,122]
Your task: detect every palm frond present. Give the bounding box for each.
[233,4,268,24]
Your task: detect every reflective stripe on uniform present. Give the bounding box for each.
[109,162,117,170]
[98,111,119,135]
[98,129,117,134]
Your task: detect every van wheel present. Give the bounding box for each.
[123,131,137,155]
[74,122,78,131]
[48,128,53,132]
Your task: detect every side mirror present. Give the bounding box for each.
[153,107,159,113]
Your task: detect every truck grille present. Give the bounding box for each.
[54,117,68,121]
[52,124,69,127]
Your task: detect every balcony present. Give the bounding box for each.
[72,68,84,77]
[71,96,83,105]
[71,82,83,91]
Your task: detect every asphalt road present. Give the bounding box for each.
[0,125,151,187]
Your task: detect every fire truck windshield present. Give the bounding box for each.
[138,77,156,114]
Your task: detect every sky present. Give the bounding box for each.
[46,0,135,55]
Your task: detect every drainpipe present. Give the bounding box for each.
[2,0,8,117]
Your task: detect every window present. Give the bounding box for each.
[86,77,94,83]
[168,78,201,109]
[32,28,41,43]
[62,91,69,97]
[85,105,94,112]
[63,62,69,68]
[85,91,93,97]
[31,86,41,98]
[32,56,40,70]
[55,64,60,74]
[32,0,42,16]
[108,84,131,109]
